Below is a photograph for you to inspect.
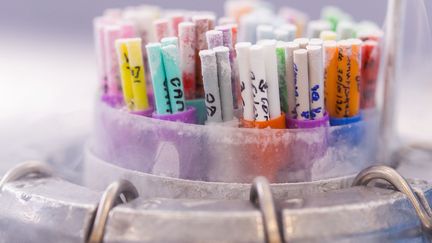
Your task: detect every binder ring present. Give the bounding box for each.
[352,165,432,235]
[250,176,282,243]
[0,160,53,191]
[87,179,139,243]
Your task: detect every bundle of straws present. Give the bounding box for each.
[94,0,382,129]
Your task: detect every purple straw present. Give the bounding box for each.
[286,113,330,129]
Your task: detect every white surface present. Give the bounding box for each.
[0,30,94,177]
[0,31,95,122]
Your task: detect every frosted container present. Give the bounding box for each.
[88,101,380,183]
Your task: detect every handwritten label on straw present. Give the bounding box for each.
[169,77,185,111]
[200,49,222,123]
[249,45,270,122]
[206,93,217,117]
[336,43,351,118]
[251,71,269,121]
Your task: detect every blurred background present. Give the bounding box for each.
[1,0,388,38]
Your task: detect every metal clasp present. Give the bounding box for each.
[250,176,283,243]
[352,166,432,235]
[87,179,139,243]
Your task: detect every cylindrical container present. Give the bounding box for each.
[89,100,380,183]
[88,0,394,187]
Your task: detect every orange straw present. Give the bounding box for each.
[334,40,351,118]
[324,41,338,117]
[348,39,362,117]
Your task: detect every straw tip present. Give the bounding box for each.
[178,21,195,27]
[146,42,162,48]
[153,18,169,24]
[235,42,252,49]
[260,39,277,47]
[337,39,351,47]
[206,29,222,35]
[115,38,128,45]
[309,38,323,45]
[287,41,300,48]
[161,36,178,42]
[215,25,232,32]
[213,46,230,53]
[250,44,263,51]
[294,48,308,54]
[294,38,309,44]
[306,45,321,51]
[364,39,379,46]
[192,15,213,22]
[347,38,363,45]
[199,49,215,56]
[323,40,337,47]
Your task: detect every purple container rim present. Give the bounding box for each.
[131,107,154,117]
[101,93,123,107]
[286,113,330,129]
[99,101,372,133]
[152,106,197,124]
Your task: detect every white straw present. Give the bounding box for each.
[214,46,235,122]
[261,40,281,119]
[200,50,223,123]
[236,42,254,121]
[306,45,324,119]
[249,45,270,121]
[293,49,310,120]
[285,42,300,118]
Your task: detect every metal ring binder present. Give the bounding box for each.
[87,179,139,243]
[0,160,53,190]
[250,176,282,243]
[0,160,429,241]
[352,165,432,235]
